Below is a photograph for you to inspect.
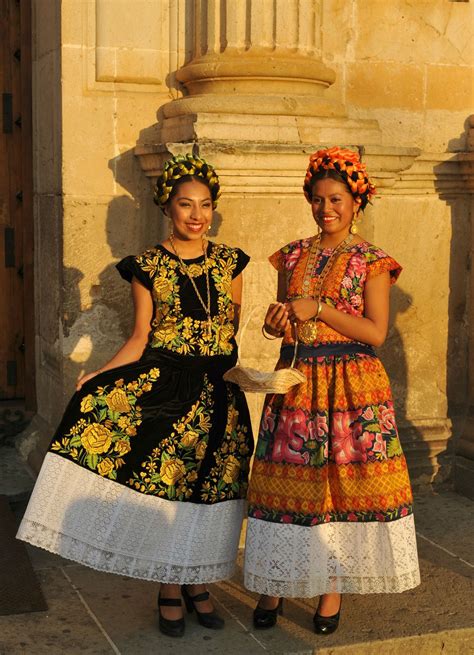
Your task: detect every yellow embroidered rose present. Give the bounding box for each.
[97,457,114,477]
[80,394,95,413]
[106,387,131,414]
[114,440,131,456]
[160,458,186,486]
[180,430,199,447]
[195,441,207,461]
[222,455,241,484]
[186,263,203,278]
[155,320,179,344]
[153,276,174,301]
[80,423,113,454]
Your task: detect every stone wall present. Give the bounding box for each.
[24,0,474,489]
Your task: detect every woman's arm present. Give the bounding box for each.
[76,278,154,390]
[231,273,243,332]
[287,271,391,347]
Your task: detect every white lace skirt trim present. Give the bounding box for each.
[244,514,420,597]
[17,453,245,583]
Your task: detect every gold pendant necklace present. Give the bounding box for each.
[297,233,354,344]
[169,234,212,336]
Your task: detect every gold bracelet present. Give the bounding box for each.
[316,299,323,318]
[261,325,282,340]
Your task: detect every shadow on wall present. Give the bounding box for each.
[378,286,429,488]
[62,146,161,390]
[432,116,474,490]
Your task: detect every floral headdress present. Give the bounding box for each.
[303,147,376,210]
[154,153,221,209]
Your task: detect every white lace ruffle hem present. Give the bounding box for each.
[244,514,420,596]
[17,453,245,583]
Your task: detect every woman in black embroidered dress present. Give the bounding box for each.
[17,154,253,637]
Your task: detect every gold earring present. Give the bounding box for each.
[168,218,174,236]
[350,213,358,235]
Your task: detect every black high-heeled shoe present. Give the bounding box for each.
[313,597,342,635]
[157,594,185,638]
[253,597,283,629]
[182,586,225,630]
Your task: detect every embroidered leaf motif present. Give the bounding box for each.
[387,437,403,457]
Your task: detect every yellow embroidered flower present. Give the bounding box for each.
[148,367,160,380]
[115,378,124,388]
[142,382,153,392]
[160,458,186,485]
[186,263,203,278]
[227,406,239,431]
[198,413,211,433]
[114,440,131,456]
[156,320,179,344]
[106,387,131,414]
[153,276,174,301]
[222,455,241,484]
[80,423,113,454]
[180,430,199,447]
[97,457,114,477]
[80,394,95,413]
[117,416,130,429]
[175,422,186,434]
[127,381,139,391]
[195,441,207,461]
[218,324,233,351]
[187,470,198,482]
[126,425,137,436]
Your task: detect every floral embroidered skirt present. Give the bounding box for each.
[18,347,253,583]
[244,343,420,597]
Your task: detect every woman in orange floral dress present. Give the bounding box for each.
[244,147,420,634]
[17,154,253,638]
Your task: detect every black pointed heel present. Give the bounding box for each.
[181,586,225,630]
[157,594,185,638]
[253,597,283,629]
[313,597,342,635]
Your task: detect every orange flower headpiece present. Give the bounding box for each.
[303,147,376,210]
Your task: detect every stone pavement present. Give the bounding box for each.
[0,445,473,655]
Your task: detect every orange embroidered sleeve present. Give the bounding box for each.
[366,255,402,285]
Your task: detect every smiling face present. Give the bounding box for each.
[166,178,213,241]
[311,177,358,240]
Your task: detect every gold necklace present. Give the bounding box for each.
[297,233,354,344]
[169,234,212,336]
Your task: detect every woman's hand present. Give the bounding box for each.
[286,298,319,323]
[76,369,102,391]
[264,302,289,336]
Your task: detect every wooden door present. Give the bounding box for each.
[0,0,34,406]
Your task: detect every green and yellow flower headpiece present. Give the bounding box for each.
[153,153,221,209]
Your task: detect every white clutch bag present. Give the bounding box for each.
[223,313,305,394]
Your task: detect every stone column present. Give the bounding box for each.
[166,0,343,119]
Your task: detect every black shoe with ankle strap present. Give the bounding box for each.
[253,598,283,629]
[181,586,225,629]
[157,594,185,638]
[313,597,342,635]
